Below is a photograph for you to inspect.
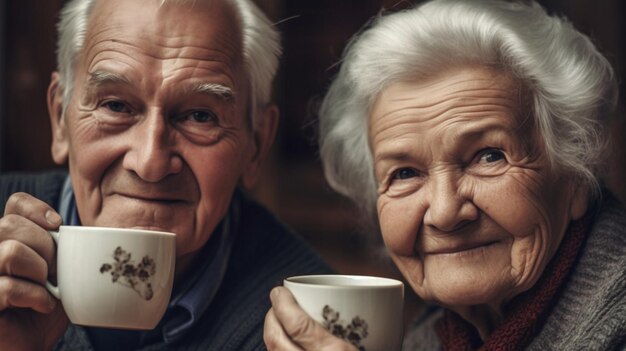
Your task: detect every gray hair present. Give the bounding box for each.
[56,0,281,129]
[319,0,618,216]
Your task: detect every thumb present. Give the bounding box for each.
[270,287,356,351]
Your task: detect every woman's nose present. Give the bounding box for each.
[423,173,478,232]
[123,114,183,182]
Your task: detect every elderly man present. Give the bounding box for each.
[0,0,330,350]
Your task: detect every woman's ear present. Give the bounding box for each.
[47,72,69,165]
[569,181,590,220]
[240,104,279,189]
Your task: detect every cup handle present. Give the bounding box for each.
[45,230,61,300]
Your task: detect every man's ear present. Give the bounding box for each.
[47,72,69,165]
[240,104,279,189]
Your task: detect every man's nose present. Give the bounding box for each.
[123,114,183,182]
[423,172,478,232]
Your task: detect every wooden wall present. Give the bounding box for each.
[1,0,62,172]
[1,0,624,324]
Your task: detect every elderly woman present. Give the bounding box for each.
[264,0,625,350]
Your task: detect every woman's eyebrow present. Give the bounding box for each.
[374,123,517,162]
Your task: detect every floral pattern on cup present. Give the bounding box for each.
[322,305,369,351]
[100,246,156,300]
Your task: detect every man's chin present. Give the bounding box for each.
[88,214,187,234]
[93,200,186,226]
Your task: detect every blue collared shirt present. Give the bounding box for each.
[58,176,237,349]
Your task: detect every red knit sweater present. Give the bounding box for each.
[435,215,591,351]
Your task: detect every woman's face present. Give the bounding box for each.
[370,67,588,309]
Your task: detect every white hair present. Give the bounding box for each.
[319,0,618,216]
[56,0,281,129]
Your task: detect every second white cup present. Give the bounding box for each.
[284,274,404,351]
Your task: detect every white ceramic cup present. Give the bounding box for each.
[284,274,404,351]
[46,226,176,330]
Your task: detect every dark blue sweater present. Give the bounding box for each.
[0,171,333,350]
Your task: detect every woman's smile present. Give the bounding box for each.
[422,240,502,258]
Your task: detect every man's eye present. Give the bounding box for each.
[479,149,505,163]
[393,168,419,180]
[186,111,216,123]
[102,101,131,114]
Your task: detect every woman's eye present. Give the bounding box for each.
[393,168,419,180]
[479,149,505,163]
[102,101,131,114]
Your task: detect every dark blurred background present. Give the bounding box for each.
[1,0,624,325]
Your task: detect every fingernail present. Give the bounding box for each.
[271,287,280,299]
[45,210,62,225]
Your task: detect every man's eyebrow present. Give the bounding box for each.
[86,71,234,102]
[87,70,133,87]
[188,82,234,102]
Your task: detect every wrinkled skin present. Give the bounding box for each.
[265,66,588,347]
[0,0,278,349]
[0,193,69,351]
[371,67,587,337]
[264,287,357,351]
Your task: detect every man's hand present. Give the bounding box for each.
[0,192,69,351]
[264,286,357,351]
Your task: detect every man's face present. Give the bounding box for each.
[49,0,264,263]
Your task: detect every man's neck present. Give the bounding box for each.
[173,251,200,285]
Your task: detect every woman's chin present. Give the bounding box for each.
[420,270,514,308]
[430,288,503,308]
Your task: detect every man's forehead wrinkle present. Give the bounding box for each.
[160,60,238,92]
[151,24,242,53]
[160,49,240,68]
[83,34,240,74]
[79,0,245,87]
[153,32,243,68]
[81,42,239,93]
[155,0,243,41]
[86,48,145,71]
[82,37,147,75]
[84,13,241,58]
[154,1,244,62]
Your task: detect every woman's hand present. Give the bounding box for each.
[264,286,357,351]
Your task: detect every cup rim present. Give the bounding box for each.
[284,274,403,289]
[58,225,176,237]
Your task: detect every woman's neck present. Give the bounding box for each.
[453,303,506,340]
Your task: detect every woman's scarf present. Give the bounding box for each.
[435,213,592,351]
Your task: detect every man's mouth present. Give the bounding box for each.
[114,193,187,205]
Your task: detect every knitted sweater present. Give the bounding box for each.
[402,192,626,350]
[0,171,333,350]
